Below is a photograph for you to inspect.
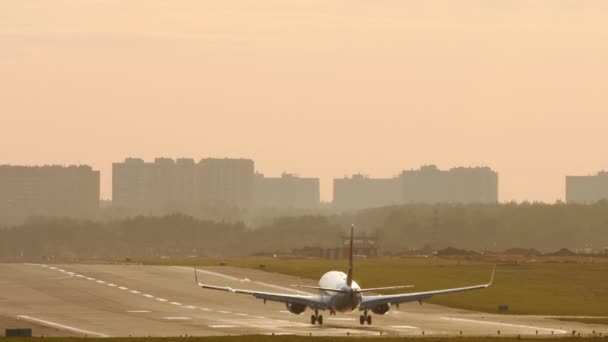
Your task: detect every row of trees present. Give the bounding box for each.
[343,201,608,252]
[1,202,607,260]
[0,215,343,260]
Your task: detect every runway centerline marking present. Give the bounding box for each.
[183,305,196,309]
[170,302,182,306]
[17,315,109,337]
[218,310,232,314]
[164,317,191,320]
[389,325,418,329]
[143,294,154,298]
[156,298,168,302]
[130,290,140,294]
[127,310,151,313]
[440,317,568,334]
[209,324,239,328]
[118,286,128,290]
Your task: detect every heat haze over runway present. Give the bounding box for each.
[0,264,603,337]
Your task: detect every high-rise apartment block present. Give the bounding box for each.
[333,174,401,209]
[112,158,254,216]
[566,171,608,203]
[255,173,320,209]
[0,165,100,225]
[333,165,498,210]
[401,165,498,204]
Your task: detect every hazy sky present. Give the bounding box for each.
[2,1,608,202]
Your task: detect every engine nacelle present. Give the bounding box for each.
[285,302,307,315]
[371,303,390,315]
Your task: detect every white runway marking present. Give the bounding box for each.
[218,310,232,314]
[164,317,191,320]
[52,275,75,280]
[175,266,240,281]
[175,266,311,295]
[96,280,105,284]
[389,325,419,329]
[200,308,212,312]
[130,290,140,294]
[127,310,151,313]
[76,274,85,278]
[118,286,128,290]
[107,283,117,287]
[183,305,196,309]
[17,315,109,337]
[170,302,182,306]
[156,298,168,302]
[143,294,154,298]
[86,277,96,281]
[440,317,568,334]
[49,267,57,270]
[209,324,240,328]
[235,313,249,317]
[327,317,355,321]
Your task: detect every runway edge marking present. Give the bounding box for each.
[440,317,568,334]
[17,315,109,337]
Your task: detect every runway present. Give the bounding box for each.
[0,263,603,337]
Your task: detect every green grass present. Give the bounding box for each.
[554,318,608,326]
[136,257,608,316]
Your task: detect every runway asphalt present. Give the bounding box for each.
[0,263,605,337]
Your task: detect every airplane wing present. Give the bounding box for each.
[194,268,331,310]
[359,266,495,311]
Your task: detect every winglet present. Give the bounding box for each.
[346,224,354,287]
[488,264,496,286]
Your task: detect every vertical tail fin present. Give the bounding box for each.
[346,224,354,287]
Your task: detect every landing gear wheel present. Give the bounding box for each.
[366,315,372,325]
[311,315,317,325]
[318,315,323,325]
[359,315,365,325]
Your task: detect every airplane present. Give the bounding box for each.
[194,225,495,326]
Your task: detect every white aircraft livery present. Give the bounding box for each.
[195,225,495,325]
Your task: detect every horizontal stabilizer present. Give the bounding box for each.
[291,284,415,293]
[290,285,350,293]
[357,285,415,293]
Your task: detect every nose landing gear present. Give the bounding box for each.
[359,310,372,325]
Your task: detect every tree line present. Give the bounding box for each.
[1,202,607,260]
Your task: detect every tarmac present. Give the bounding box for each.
[0,263,605,337]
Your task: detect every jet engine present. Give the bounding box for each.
[285,302,307,315]
[371,303,390,315]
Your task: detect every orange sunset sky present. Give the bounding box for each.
[2,1,608,202]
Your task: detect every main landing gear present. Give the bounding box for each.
[359,310,372,325]
[310,308,323,325]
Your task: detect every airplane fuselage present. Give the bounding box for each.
[319,271,362,312]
